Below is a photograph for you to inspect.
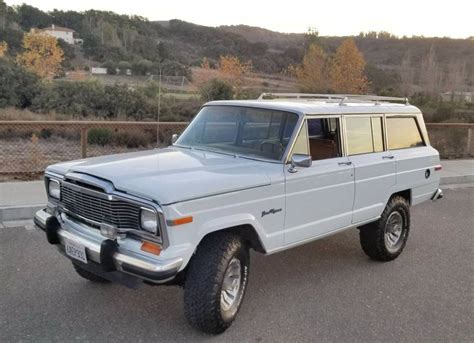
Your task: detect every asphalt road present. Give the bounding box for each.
[1,187,473,342]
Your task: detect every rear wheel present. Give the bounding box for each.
[359,196,410,261]
[72,263,110,283]
[184,233,250,334]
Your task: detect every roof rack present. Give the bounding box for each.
[257,93,409,105]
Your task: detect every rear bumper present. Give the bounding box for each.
[431,188,444,201]
[34,208,182,284]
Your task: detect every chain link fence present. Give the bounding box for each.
[1,121,472,180]
[0,121,188,179]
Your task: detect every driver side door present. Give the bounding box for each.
[283,117,355,246]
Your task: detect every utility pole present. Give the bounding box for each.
[156,67,162,145]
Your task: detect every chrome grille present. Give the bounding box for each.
[60,183,141,230]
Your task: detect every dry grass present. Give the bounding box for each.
[0,107,75,121]
[191,67,299,93]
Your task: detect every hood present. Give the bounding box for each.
[47,147,274,205]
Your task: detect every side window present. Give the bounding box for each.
[386,117,425,150]
[291,120,309,156]
[371,117,384,152]
[307,118,341,160]
[345,116,384,155]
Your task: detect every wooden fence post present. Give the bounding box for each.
[468,128,473,157]
[81,127,88,158]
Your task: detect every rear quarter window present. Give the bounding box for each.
[386,117,425,150]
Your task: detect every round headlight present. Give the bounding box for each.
[48,179,61,199]
[140,208,158,234]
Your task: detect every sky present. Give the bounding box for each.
[5,0,474,38]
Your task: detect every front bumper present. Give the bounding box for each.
[34,208,182,284]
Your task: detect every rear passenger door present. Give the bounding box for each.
[344,115,396,223]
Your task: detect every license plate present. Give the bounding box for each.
[65,240,87,264]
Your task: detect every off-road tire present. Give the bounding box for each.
[72,263,110,283]
[184,233,250,334]
[359,196,410,261]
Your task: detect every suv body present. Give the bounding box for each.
[35,94,443,333]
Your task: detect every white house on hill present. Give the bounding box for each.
[40,24,75,44]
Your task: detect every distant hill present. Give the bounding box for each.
[0,1,472,91]
[219,25,305,51]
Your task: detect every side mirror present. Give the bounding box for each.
[289,154,312,173]
[171,133,179,144]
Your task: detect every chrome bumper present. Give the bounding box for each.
[34,208,182,284]
[431,188,444,201]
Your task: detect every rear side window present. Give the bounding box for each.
[386,117,424,150]
[345,117,384,155]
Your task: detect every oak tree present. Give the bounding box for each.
[330,38,368,94]
[0,41,7,57]
[296,44,329,93]
[16,32,64,78]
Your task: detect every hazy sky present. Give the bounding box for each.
[6,0,474,38]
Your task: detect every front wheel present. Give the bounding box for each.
[359,196,410,261]
[184,233,250,334]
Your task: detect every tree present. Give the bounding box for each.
[132,59,153,75]
[444,60,467,99]
[304,27,319,50]
[117,60,131,75]
[16,32,64,78]
[218,55,252,96]
[399,51,414,96]
[0,40,6,57]
[419,45,442,97]
[296,44,329,93]
[0,58,40,108]
[101,60,116,75]
[199,78,234,101]
[329,38,368,94]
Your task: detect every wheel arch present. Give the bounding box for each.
[390,189,412,205]
[199,224,266,254]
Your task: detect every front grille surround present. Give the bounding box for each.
[58,181,163,243]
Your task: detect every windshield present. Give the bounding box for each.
[175,106,299,161]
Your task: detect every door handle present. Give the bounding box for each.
[382,155,394,159]
[338,161,352,166]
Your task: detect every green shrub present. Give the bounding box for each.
[113,130,151,148]
[0,59,41,108]
[199,79,234,101]
[39,128,52,139]
[88,128,113,146]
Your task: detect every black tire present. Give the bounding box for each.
[184,233,250,334]
[72,263,110,283]
[359,196,410,262]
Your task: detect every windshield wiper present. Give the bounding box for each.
[191,146,238,158]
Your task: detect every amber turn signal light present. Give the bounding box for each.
[140,241,161,256]
[169,216,193,226]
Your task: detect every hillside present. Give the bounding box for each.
[0,1,473,95]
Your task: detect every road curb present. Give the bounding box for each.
[0,204,44,223]
[440,174,474,185]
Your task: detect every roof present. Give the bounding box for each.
[204,100,421,116]
[41,25,75,33]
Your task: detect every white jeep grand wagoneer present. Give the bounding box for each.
[35,93,443,334]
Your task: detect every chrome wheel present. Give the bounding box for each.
[385,211,404,252]
[220,257,242,313]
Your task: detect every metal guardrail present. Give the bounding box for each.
[0,121,188,178]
